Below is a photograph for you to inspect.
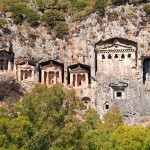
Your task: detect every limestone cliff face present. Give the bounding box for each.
[0,4,150,123]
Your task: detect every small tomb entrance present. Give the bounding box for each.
[109,82,128,100]
[143,58,150,85]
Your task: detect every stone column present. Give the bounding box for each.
[8,61,11,71]
[32,70,34,81]
[3,59,6,71]
[46,72,49,86]
[75,74,77,87]
[22,70,25,80]
[70,73,73,86]
[18,66,21,81]
[41,70,44,84]
[54,71,56,84]
[59,70,62,83]
[85,73,88,86]
[13,63,17,75]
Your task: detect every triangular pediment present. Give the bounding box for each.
[69,65,88,73]
[97,41,134,50]
[102,44,132,49]
[41,62,62,70]
[95,38,137,51]
[19,62,35,69]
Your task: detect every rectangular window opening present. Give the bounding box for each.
[105,105,109,109]
[117,92,122,97]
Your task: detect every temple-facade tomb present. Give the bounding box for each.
[68,64,90,87]
[0,50,14,72]
[95,37,137,76]
[39,60,64,86]
[17,62,35,82]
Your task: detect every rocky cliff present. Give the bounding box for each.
[0,4,150,123]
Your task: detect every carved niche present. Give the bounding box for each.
[95,37,137,76]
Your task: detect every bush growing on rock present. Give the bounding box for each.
[41,9,65,27]
[110,0,128,5]
[143,3,150,16]
[0,18,7,27]
[57,0,72,11]
[94,0,109,16]
[41,9,67,38]
[10,2,40,25]
[129,0,142,5]
[0,0,29,12]
[24,8,40,26]
[71,0,88,11]
[10,2,27,24]
[53,21,68,38]
[33,0,45,10]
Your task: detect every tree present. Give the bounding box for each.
[110,126,149,150]
[84,109,101,130]
[0,118,10,148]
[0,117,32,149]
[102,106,124,133]
[51,120,84,150]
[80,129,109,150]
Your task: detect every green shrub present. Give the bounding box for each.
[72,0,88,11]
[41,9,65,27]
[34,0,45,9]
[0,18,7,27]
[111,0,128,5]
[57,0,72,11]
[72,6,93,21]
[10,3,40,25]
[94,0,109,16]
[72,11,83,21]
[53,21,68,38]
[10,3,27,24]
[0,0,29,12]
[24,8,40,26]
[129,0,142,5]
[33,0,58,10]
[143,4,150,16]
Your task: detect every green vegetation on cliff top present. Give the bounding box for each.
[0,0,149,39]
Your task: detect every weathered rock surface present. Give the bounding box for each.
[0,4,150,124]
